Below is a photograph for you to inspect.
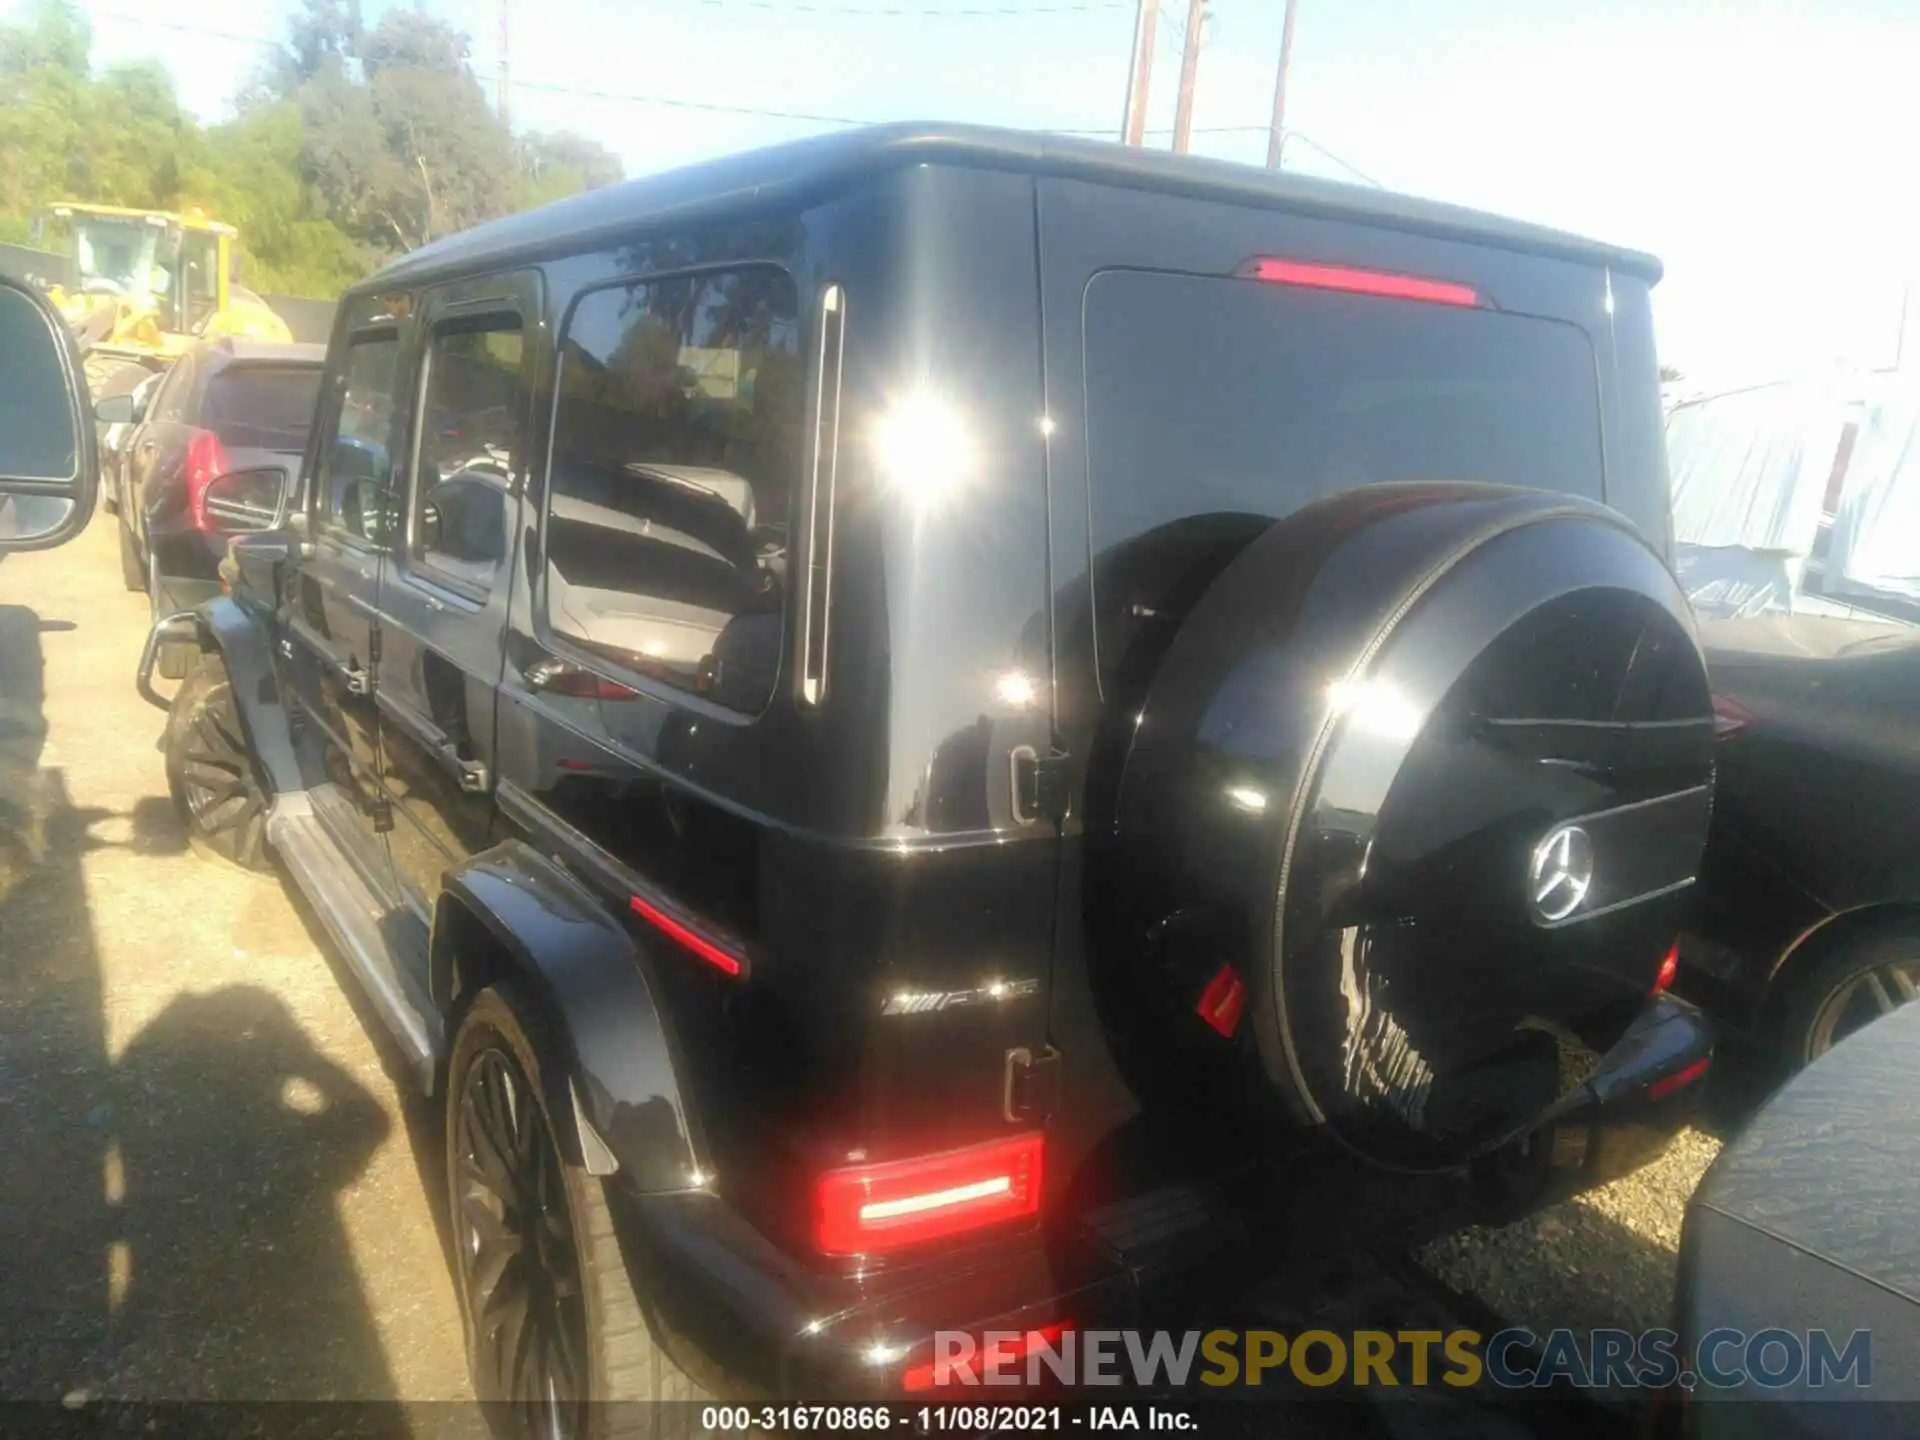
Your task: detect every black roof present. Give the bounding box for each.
[363,122,1661,296]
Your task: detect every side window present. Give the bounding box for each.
[313,334,400,544]
[408,319,523,590]
[546,267,801,713]
[180,232,220,332]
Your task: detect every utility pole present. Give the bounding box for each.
[497,0,511,129]
[1265,0,1298,170]
[1121,0,1160,146]
[1170,1,1205,154]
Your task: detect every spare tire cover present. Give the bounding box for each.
[1108,483,1713,1172]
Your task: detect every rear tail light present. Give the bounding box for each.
[1652,941,1680,996]
[1236,257,1483,308]
[815,1133,1044,1255]
[1712,694,1756,740]
[184,428,231,532]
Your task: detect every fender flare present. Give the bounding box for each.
[168,596,304,797]
[434,840,706,1194]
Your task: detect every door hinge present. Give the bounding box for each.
[1010,746,1071,826]
[1004,1044,1063,1124]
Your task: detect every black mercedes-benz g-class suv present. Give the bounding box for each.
[140,124,1716,1421]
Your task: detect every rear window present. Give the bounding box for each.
[1084,269,1604,564]
[204,365,323,451]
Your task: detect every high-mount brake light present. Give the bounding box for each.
[1237,257,1483,308]
[815,1133,1044,1255]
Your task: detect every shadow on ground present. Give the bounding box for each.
[0,601,406,1416]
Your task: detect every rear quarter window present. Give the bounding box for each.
[204,365,324,451]
[1084,268,1604,560]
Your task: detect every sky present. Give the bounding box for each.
[52,0,1920,388]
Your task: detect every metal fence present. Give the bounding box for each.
[0,241,337,344]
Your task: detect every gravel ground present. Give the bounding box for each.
[0,518,470,1402]
[1421,1132,1721,1338]
[0,510,1723,1405]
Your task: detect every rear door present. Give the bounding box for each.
[372,271,537,919]
[1033,178,1623,1166]
[281,310,408,888]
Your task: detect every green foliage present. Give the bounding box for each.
[0,0,623,299]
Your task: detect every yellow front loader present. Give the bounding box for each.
[31,203,293,400]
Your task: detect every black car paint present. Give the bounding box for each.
[1678,615,1920,1033]
[176,124,1713,1393]
[1101,488,1713,1171]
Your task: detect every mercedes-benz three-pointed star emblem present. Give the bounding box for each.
[1529,823,1595,922]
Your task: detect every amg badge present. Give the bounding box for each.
[882,977,1041,1016]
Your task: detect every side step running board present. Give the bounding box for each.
[266,796,442,1092]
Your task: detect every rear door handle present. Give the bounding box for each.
[288,615,372,695]
[337,657,372,696]
[377,692,490,794]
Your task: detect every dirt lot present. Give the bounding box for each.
[0,518,469,1402]
[0,514,1718,1403]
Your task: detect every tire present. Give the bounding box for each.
[164,652,273,871]
[117,515,145,592]
[1775,927,1920,1068]
[447,984,706,1436]
[1098,483,1713,1172]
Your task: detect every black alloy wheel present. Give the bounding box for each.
[166,654,271,870]
[454,1043,589,1436]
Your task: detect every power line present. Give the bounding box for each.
[509,80,868,126]
[688,0,1130,12]
[82,5,1355,160]
[89,8,277,45]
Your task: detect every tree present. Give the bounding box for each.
[0,0,623,295]
[278,3,616,255]
[518,131,624,209]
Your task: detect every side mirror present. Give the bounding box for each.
[0,273,97,553]
[418,499,442,553]
[94,391,139,425]
[202,466,291,534]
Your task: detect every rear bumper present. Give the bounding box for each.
[618,996,1715,1401]
[149,525,226,604]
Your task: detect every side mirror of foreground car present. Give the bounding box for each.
[203,466,293,535]
[93,390,139,425]
[0,273,97,554]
